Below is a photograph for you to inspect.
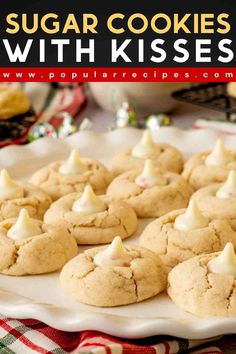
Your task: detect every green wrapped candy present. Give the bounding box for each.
[28,122,57,142]
[58,112,77,139]
[146,114,172,130]
[111,101,139,130]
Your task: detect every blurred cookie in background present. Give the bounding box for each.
[227,82,236,98]
[0,84,36,146]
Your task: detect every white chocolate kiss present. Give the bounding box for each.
[135,160,167,188]
[132,131,161,158]
[7,209,42,240]
[0,169,24,201]
[59,149,88,175]
[72,185,107,215]
[205,140,234,166]
[174,199,209,231]
[208,243,236,278]
[216,170,236,199]
[94,236,132,267]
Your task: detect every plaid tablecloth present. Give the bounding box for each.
[0,317,223,354]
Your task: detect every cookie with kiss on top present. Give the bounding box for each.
[0,209,78,276]
[44,185,138,244]
[0,169,51,221]
[29,149,113,201]
[192,170,236,231]
[140,199,236,269]
[107,160,193,218]
[60,236,167,307]
[111,130,184,177]
[182,139,236,189]
[168,243,236,316]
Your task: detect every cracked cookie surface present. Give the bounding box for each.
[29,159,113,201]
[0,182,52,221]
[60,245,167,307]
[107,170,193,218]
[182,151,236,189]
[111,144,184,177]
[192,184,236,231]
[0,219,78,275]
[168,252,236,316]
[140,209,236,269]
[44,193,138,244]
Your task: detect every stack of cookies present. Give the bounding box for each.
[2,130,236,315]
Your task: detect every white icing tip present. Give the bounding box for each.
[143,160,158,175]
[7,208,41,240]
[208,243,236,278]
[141,131,154,145]
[174,199,209,231]
[205,139,234,166]
[94,236,131,267]
[59,149,88,175]
[0,169,15,187]
[0,169,24,200]
[216,170,236,199]
[132,131,161,158]
[135,160,167,188]
[1,169,10,181]
[72,185,107,215]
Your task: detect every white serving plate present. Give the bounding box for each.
[1,127,236,339]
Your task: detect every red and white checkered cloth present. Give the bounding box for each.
[0,317,223,354]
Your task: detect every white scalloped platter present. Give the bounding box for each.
[1,127,236,339]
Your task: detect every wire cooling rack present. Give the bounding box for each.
[173,83,236,121]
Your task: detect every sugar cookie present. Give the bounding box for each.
[107,160,193,218]
[140,200,236,269]
[168,243,236,316]
[29,149,113,200]
[111,131,184,176]
[60,236,167,307]
[44,186,138,244]
[182,140,236,189]
[0,169,51,221]
[0,209,78,275]
[192,171,236,231]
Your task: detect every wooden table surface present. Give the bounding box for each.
[78,93,236,353]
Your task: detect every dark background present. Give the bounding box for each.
[0,0,235,67]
